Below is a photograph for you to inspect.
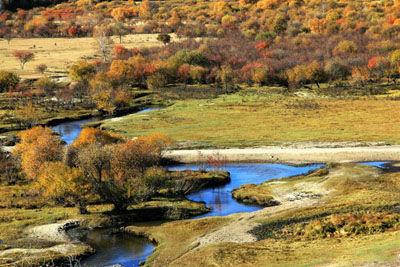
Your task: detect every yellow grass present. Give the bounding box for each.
[0,34,177,79]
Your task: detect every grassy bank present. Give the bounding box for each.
[126,163,400,266]
[97,87,400,148]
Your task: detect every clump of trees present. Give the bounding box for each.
[12,126,173,213]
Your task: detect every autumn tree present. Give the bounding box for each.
[112,22,128,44]
[71,131,172,212]
[189,65,208,84]
[14,101,41,128]
[69,61,96,82]
[12,50,34,70]
[177,64,191,85]
[217,65,235,91]
[35,63,47,75]
[106,133,172,211]
[0,70,19,92]
[108,56,156,87]
[34,77,59,96]
[306,61,327,88]
[37,162,91,214]
[73,127,123,148]
[157,33,171,45]
[146,71,169,90]
[333,40,358,56]
[0,150,20,185]
[14,127,63,180]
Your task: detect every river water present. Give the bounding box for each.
[52,111,387,266]
[51,107,161,145]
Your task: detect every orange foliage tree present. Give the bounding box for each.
[12,50,34,70]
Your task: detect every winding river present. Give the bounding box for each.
[52,110,387,266]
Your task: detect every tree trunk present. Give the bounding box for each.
[78,203,89,214]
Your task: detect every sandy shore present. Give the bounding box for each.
[165,145,400,164]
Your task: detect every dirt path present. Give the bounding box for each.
[165,144,400,164]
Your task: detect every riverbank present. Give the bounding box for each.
[165,143,400,164]
[127,163,400,266]
[4,142,400,163]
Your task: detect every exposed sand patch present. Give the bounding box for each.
[27,219,81,242]
[166,144,400,164]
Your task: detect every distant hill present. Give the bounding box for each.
[1,0,69,11]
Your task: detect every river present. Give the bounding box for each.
[51,111,387,267]
[51,107,161,145]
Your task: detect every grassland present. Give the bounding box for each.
[127,163,400,266]
[0,34,177,79]
[97,87,400,148]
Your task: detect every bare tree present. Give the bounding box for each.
[93,26,113,62]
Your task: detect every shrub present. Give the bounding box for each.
[147,71,169,89]
[0,71,19,92]
[34,77,59,96]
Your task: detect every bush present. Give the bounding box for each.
[34,77,59,96]
[0,71,20,92]
[147,71,169,89]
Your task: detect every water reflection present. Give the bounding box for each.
[51,117,99,145]
[358,161,390,168]
[168,163,324,218]
[79,229,154,267]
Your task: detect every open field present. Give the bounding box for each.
[0,34,177,79]
[97,88,400,148]
[127,163,400,266]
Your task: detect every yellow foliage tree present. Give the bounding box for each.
[73,127,123,148]
[14,127,63,180]
[37,162,92,214]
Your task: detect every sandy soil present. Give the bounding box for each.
[165,143,400,164]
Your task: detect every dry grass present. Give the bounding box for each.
[126,217,231,266]
[232,184,278,206]
[0,34,177,79]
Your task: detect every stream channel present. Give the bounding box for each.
[52,108,386,266]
